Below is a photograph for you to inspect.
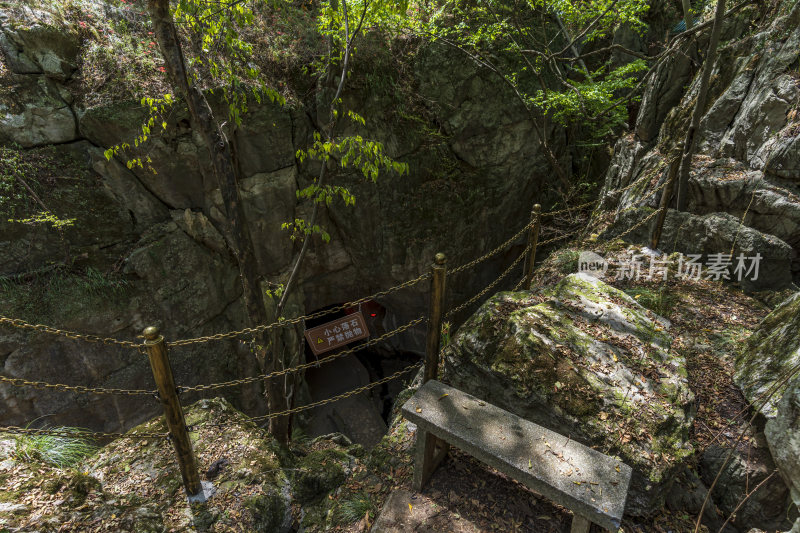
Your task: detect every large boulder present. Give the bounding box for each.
[603,208,795,292]
[0,73,76,147]
[765,376,800,533]
[735,292,800,419]
[442,273,695,516]
[0,8,79,80]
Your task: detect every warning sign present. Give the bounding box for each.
[304,311,370,356]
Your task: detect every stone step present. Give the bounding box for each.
[402,380,632,531]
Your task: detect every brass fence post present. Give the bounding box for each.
[524,204,541,290]
[416,253,449,491]
[143,326,202,498]
[424,253,447,383]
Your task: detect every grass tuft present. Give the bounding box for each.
[336,493,375,524]
[14,427,97,469]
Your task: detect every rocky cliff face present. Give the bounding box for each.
[590,1,800,529]
[599,1,800,291]
[0,1,569,430]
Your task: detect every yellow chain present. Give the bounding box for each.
[177,317,425,393]
[0,374,156,396]
[446,245,529,318]
[538,227,584,247]
[610,177,670,240]
[170,273,430,347]
[0,316,140,348]
[239,361,422,424]
[449,220,532,276]
[540,197,600,218]
[615,206,664,240]
[0,425,168,440]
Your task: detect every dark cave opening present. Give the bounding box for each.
[300,300,421,448]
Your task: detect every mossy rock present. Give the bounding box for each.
[735,292,800,419]
[443,273,695,516]
[292,448,350,504]
[245,490,289,532]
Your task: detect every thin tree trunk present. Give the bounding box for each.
[676,0,726,211]
[681,0,694,32]
[148,0,289,443]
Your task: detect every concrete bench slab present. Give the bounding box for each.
[401,380,632,532]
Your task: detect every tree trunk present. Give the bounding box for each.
[676,0,726,211]
[681,0,694,32]
[147,0,289,444]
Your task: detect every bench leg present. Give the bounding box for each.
[412,429,449,491]
[570,514,591,533]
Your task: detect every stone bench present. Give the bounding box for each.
[401,380,633,533]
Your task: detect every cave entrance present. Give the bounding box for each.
[299,300,421,449]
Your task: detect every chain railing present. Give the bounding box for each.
[448,220,532,275]
[170,272,430,347]
[177,317,424,393]
[0,374,156,397]
[0,316,141,348]
[232,361,422,426]
[446,245,529,319]
[538,163,666,219]
[0,175,672,498]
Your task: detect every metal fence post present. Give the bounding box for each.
[143,326,202,497]
[416,253,449,490]
[424,253,447,383]
[524,204,541,290]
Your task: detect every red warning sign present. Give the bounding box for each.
[303,311,370,356]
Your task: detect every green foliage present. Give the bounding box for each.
[0,146,75,229]
[414,0,652,141]
[335,493,375,523]
[7,211,76,229]
[281,218,332,243]
[296,132,410,182]
[14,427,96,469]
[533,59,648,137]
[441,321,451,348]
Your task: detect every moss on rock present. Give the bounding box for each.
[443,273,695,515]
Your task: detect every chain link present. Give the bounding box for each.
[446,245,528,318]
[540,163,665,219]
[177,317,425,393]
[239,361,422,425]
[0,374,157,397]
[0,316,140,348]
[615,206,664,240]
[538,227,583,247]
[540,197,599,218]
[0,425,168,440]
[449,220,532,276]
[610,177,670,240]
[170,273,430,347]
